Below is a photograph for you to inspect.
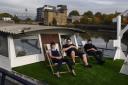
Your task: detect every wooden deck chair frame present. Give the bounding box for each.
[43,44,70,75]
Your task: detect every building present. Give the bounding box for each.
[37,5,56,22]
[36,5,67,26]
[2,17,12,21]
[0,24,84,71]
[68,16,82,23]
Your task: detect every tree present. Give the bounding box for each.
[94,12,102,24]
[69,10,80,17]
[95,12,102,17]
[73,20,80,25]
[25,18,33,24]
[83,11,93,17]
[0,13,13,18]
[80,16,88,24]
[13,15,20,23]
[0,13,13,20]
[102,14,115,25]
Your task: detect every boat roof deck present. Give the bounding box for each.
[0,24,85,35]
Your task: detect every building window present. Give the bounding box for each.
[14,35,41,57]
[0,35,8,57]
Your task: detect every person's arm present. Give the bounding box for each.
[62,45,71,52]
[92,45,97,50]
[48,50,62,59]
[84,44,96,51]
[90,44,97,51]
[63,44,78,52]
[71,44,78,49]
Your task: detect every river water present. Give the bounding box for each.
[77,30,128,58]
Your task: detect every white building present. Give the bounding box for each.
[2,17,12,21]
[68,16,82,23]
[0,24,84,71]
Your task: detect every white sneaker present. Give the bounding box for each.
[71,70,76,76]
[56,72,61,78]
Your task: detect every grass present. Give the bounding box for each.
[13,58,128,85]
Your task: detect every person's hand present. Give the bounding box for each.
[70,45,76,48]
[91,48,97,51]
[87,48,97,51]
[56,57,62,60]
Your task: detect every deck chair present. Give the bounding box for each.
[61,50,82,64]
[43,43,70,75]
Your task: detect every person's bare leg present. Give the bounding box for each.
[71,51,76,63]
[82,54,89,65]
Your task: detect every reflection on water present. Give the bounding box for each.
[77,30,128,58]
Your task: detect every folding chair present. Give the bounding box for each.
[43,43,70,75]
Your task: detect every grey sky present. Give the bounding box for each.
[0,0,128,17]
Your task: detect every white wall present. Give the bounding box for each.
[8,35,45,68]
[0,55,11,71]
[2,17,12,21]
[0,36,11,71]
[11,54,44,67]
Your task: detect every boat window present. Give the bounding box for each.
[61,35,76,46]
[14,35,41,57]
[0,35,8,57]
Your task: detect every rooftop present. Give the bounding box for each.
[0,24,84,34]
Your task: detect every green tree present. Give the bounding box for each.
[13,15,20,23]
[25,18,33,24]
[69,10,80,17]
[80,16,88,24]
[0,13,13,20]
[102,14,115,25]
[95,12,102,17]
[83,11,93,17]
[73,20,80,25]
[94,12,102,24]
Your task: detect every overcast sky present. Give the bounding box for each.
[0,0,128,17]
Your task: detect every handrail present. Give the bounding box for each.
[97,47,127,52]
[0,68,35,85]
[79,45,127,53]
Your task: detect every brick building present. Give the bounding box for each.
[37,5,67,26]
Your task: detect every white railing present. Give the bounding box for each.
[113,10,128,60]
[113,10,128,75]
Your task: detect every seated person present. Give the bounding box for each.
[84,39,105,65]
[48,42,76,78]
[62,38,91,68]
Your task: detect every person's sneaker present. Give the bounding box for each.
[55,72,61,78]
[71,69,76,76]
[85,64,92,68]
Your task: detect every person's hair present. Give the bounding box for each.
[66,38,71,42]
[87,39,92,42]
[50,42,56,47]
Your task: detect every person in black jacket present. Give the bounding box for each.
[62,38,91,68]
[84,39,105,65]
